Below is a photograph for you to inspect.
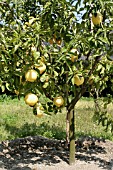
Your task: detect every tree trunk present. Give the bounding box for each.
[66,111,70,145]
[69,109,75,165]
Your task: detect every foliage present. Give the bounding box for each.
[93,95,113,132]
[0,0,113,164]
[0,1,113,108]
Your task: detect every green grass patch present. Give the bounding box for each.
[0,96,113,141]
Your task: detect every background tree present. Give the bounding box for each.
[0,0,113,165]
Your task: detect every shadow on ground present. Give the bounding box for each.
[0,123,113,170]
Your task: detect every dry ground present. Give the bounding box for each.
[0,136,113,170]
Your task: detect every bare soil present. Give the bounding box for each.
[0,136,113,170]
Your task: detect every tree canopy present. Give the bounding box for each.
[0,0,113,165]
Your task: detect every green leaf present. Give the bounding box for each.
[99,0,104,9]
[54,71,58,77]
[100,67,105,74]
[71,77,75,85]
[44,2,52,9]
[98,37,109,45]
[40,73,47,82]
[43,82,49,88]
[1,85,5,92]
[6,82,10,91]
[33,51,40,59]
[14,42,22,53]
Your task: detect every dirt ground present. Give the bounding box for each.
[0,136,113,170]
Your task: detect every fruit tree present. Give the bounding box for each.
[0,0,113,165]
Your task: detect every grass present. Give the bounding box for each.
[0,95,113,141]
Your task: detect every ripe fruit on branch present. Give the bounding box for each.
[25,93,38,107]
[25,69,38,82]
[74,75,84,86]
[35,62,46,74]
[53,96,64,107]
[70,48,79,62]
[92,12,103,25]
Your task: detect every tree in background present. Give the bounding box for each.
[0,0,113,165]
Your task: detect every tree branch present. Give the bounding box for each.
[68,55,101,112]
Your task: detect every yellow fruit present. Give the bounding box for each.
[25,93,38,106]
[92,12,103,25]
[53,96,64,107]
[74,75,84,86]
[35,62,46,74]
[25,69,38,82]
[70,48,79,62]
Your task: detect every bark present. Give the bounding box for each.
[66,111,70,145]
[69,109,75,165]
[65,51,101,165]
